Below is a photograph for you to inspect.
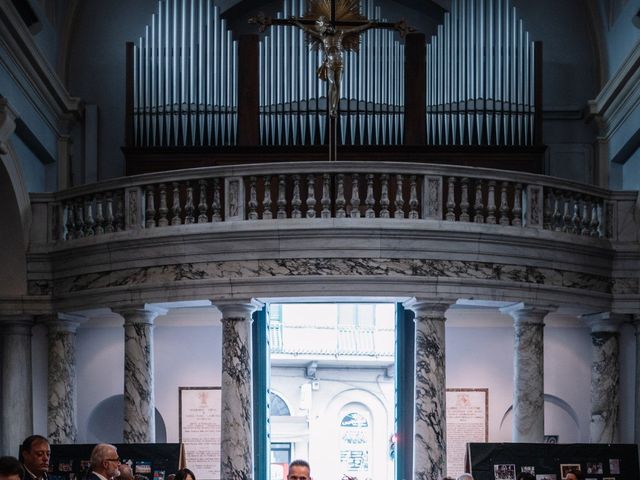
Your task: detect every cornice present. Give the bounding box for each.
[0,0,81,133]
[588,39,640,139]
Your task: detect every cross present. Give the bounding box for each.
[250,0,413,160]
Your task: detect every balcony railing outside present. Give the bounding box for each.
[30,162,622,245]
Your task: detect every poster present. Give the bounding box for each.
[179,387,222,480]
[446,388,488,478]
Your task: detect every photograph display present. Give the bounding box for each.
[494,464,516,480]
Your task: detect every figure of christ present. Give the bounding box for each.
[293,15,374,117]
[250,12,411,118]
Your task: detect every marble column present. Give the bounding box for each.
[118,306,166,443]
[0,315,34,456]
[635,315,640,443]
[404,299,449,480]
[47,314,85,444]
[501,303,550,443]
[582,312,622,443]
[215,300,261,480]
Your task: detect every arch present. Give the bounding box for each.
[499,393,581,441]
[86,394,167,443]
[269,390,291,416]
[0,142,32,295]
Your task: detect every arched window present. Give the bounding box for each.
[269,392,291,416]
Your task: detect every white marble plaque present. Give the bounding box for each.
[446,388,488,478]
[180,387,222,480]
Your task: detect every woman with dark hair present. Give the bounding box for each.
[516,473,535,480]
[173,469,195,480]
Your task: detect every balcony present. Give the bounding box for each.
[27,161,639,315]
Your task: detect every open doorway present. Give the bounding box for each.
[267,303,396,480]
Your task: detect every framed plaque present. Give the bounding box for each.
[179,387,222,480]
[446,388,489,478]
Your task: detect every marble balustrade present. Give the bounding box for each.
[28,162,622,244]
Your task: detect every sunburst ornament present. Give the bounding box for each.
[301,0,368,51]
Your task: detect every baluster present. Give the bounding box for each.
[350,173,361,218]
[263,176,273,219]
[171,182,182,225]
[321,173,332,219]
[115,191,125,231]
[211,178,222,222]
[145,185,156,228]
[474,179,484,223]
[499,182,510,225]
[248,176,259,220]
[562,193,572,233]
[65,201,75,240]
[335,174,346,218]
[365,174,376,218]
[95,195,105,235]
[553,191,563,231]
[445,176,456,221]
[581,199,590,235]
[105,193,115,233]
[84,197,95,236]
[185,182,195,224]
[306,174,316,218]
[459,177,470,222]
[277,175,287,219]
[380,174,390,218]
[512,183,523,227]
[543,190,553,230]
[198,179,209,223]
[158,184,169,227]
[394,175,404,219]
[570,196,580,234]
[590,199,600,237]
[408,175,419,219]
[486,181,496,224]
[75,201,85,238]
[291,175,302,219]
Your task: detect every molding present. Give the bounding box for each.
[588,39,640,139]
[0,0,81,135]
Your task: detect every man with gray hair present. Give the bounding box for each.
[88,444,120,480]
[457,474,474,480]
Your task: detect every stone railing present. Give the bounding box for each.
[29,162,628,244]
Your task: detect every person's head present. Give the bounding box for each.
[89,444,120,479]
[517,473,535,480]
[457,475,474,480]
[287,460,311,480]
[565,470,584,480]
[0,456,24,480]
[173,469,195,480]
[19,436,50,477]
[117,464,133,480]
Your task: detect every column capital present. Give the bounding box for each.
[403,297,450,319]
[42,313,87,333]
[580,311,627,333]
[214,299,263,320]
[500,302,555,325]
[115,305,168,326]
[0,314,34,334]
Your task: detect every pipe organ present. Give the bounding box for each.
[131,0,238,147]
[259,0,405,146]
[426,0,537,146]
[126,0,541,149]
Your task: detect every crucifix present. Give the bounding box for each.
[250,0,413,161]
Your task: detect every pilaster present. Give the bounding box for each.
[214,299,262,480]
[404,298,450,480]
[581,311,624,443]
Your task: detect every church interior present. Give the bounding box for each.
[1,0,639,479]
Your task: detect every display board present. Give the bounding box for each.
[50,443,182,480]
[467,442,639,480]
[179,386,222,480]
[446,388,489,478]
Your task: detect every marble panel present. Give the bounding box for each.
[590,331,620,443]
